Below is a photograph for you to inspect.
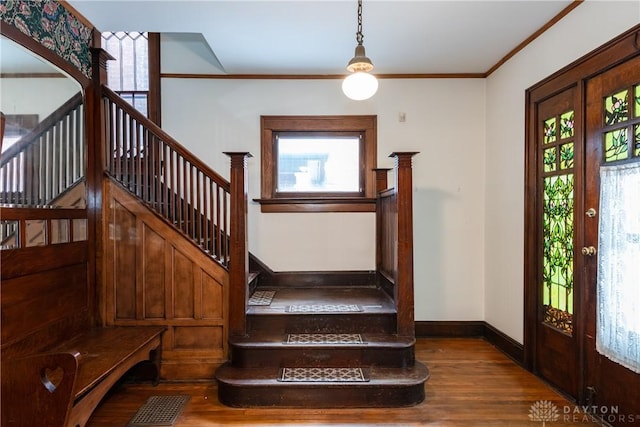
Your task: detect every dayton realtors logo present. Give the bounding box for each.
[528,400,560,426]
[529,400,639,424]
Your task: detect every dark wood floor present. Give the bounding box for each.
[87,338,599,426]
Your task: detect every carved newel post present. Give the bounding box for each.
[391,152,419,338]
[225,152,252,337]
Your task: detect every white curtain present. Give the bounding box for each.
[597,162,640,373]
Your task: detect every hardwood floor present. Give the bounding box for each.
[87,338,599,426]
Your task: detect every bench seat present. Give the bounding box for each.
[1,326,166,427]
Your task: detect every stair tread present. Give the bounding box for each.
[248,286,395,315]
[216,362,429,386]
[230,332,414,348]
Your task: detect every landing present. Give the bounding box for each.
[247,286,396,315]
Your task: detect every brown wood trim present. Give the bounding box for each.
[255,197,376,213]
[485,0,584,76]
[484,322,525,365]
[148,33,162,126]
[0,241,88,279]
[0,73,67,79]
[415,321,525,365]
[59,1,96,32]
[0,207,87,220]
[257,270,377,288]
[415,321,485,338]
[160,73,486,80]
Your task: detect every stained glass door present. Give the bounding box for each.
[533,87,580,397]
[584,55,640,417]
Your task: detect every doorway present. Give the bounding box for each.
[525,25,640,418]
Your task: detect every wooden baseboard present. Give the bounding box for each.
[415,321,524,365]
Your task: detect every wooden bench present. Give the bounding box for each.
[1,326,166,427]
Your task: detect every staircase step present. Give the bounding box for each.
[229,332,415,368]
[247,286,397,334]
[215,362,429,408]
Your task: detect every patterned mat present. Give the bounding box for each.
[286,304,362,313]
[248,290,276,306]
[278,367,368,382]
[285,333,365,345]
[128,395,190,426]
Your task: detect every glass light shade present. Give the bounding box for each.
[342,71,378,101]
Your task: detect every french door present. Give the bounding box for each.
[526,25,640,417]
[529,85,581,398]
[583,55,640,419]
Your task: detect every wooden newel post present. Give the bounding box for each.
[390,152,419,338]
[225,152,252,337]
[88,46,114,327]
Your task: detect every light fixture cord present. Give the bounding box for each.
[356,0,364,45]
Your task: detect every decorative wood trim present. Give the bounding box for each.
[160,73,486,80]
[0,73,67,79]
[484,322,525,365]
[226,152,252,337]
[255,269,377,288]
[415,321,525,365]
[415,321,485,338]
[258,115,377,213]
[148,33,162,126]
[485,0,584,76]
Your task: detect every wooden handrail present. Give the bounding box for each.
[0,93,83,166]
[0,93,85,206]
[102,85,247,270]
[101,86,229,191]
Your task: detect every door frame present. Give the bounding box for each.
[524,24,640,402]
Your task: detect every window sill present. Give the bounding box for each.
[253,197,376,213]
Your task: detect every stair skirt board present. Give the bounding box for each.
[278,367,369,383]
[284,333,365,345]
[285,304,362,313]
[248,290,276,306]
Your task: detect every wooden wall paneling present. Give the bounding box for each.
[113,199,136,320]
[104,178,230,379]
[1,263,88,345]
[142,224,165,319]
[172,247,195,319]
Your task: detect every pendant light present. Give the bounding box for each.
[342,0,378,101]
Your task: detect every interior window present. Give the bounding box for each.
[257,115,377,213]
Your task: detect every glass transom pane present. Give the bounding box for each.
[276,137,360,193]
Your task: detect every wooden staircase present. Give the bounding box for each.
[99,87,428,403]
[215,284,429,407]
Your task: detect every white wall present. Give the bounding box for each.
[162,1,639,328]
[162,57,487,321]
[0,77,80,119]
[484,0,640,343]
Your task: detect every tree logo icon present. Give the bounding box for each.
[529,400,559,425]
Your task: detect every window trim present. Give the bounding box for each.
[257,115,377,213]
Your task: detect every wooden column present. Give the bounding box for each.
[87,45,114,327]
[225,152,252,337]
[390,152,419,338]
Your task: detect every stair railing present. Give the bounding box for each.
[375,152,419,338]
[0,93,85,206]
[101,86,251,335]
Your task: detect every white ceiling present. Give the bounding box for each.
[65,0,576,75]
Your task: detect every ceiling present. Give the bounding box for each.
[17,0,578,76]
